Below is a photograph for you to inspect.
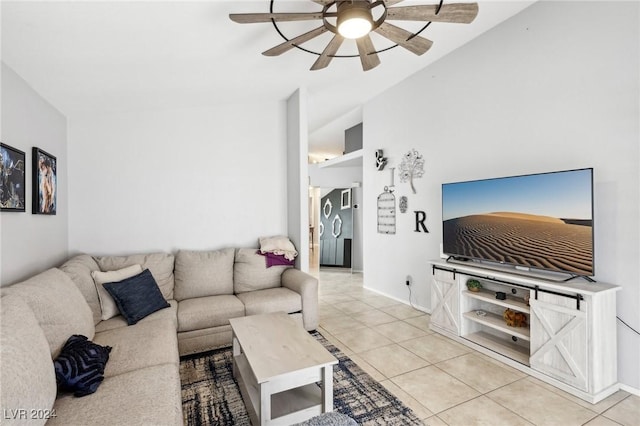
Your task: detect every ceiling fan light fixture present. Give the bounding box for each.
[337,2,373,39]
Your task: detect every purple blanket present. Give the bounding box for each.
[257,251,295,268]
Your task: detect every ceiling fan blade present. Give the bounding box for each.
[375,22,433,55]
[356,34,381,71]
[386,3,479,24]
[262,26,329,56]
[311,0,334,4]
[384,0,405,5]
[229,12,324,24]
[311,34,345,70]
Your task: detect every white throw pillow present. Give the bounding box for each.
[259,236,298,260]
[91,264,143,320]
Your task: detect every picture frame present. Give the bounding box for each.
[32,147,57,215]
[0,143,26,212]
[341,188,351,210]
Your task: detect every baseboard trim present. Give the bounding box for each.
[619,383,640,397]
[363,285,431,314]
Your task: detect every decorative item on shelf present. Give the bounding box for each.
[399,149,424,194]
[466,279,482,292]
[503,309,528,327]
[475,310,487,317]
[496,291,506,300]
[524,294,530,306]
[399,196,407,213]
[0,143,26,212]
[32,147,57,215]
[375,149,387,171]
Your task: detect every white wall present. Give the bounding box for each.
[68,101,288,255]
[363,1,639,389]
[286,89,310,271]
[1,63,68,285]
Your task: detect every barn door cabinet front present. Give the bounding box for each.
[529,289,618,396]
[430,268,460,335]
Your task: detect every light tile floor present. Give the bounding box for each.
[311,266,639,426]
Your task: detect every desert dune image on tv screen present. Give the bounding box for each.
[442,169,593,276]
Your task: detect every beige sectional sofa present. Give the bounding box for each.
[0,247,318,425]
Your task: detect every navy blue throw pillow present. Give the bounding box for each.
[54,335,112,397]
[102,269,170,325]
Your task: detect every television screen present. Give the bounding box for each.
[442,168,594,277]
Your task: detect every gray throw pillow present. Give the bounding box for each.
[102,269,169,325]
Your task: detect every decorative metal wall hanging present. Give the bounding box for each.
[319,222,324,236]
[377,167,396,234]
[0,143,26,212]
[375,149,387,171]
[377,188,396,234]
[332,214,343,238]
[399,149,425,194]
[399,196,408,213]
[323,198,332,219]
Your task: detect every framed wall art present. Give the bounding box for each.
[0,143,26,212]
[341,188,351,209]
[32,147,57,215]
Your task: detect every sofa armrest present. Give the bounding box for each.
[281,268,319,331]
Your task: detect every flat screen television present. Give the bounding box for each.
[442,168,594,277]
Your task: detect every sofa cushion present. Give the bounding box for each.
[95,252,175,300]
[95,300,178,333]
[94,318,178,378]
[59,254,102,325]
[177,295,244,332]
[2,268,95,358]
[91,264,143,320]
[236,287,302,316]
[174,248,235,301]
[234,248,292,294]
[0,295,57,426]
[49,364,183,426]
[54,335,111,397]
[103,269,170,325]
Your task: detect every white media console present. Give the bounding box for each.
[429,259,621,404]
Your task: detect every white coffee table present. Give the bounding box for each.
[229,312,338,426]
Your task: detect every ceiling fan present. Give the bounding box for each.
[229,0,479,71]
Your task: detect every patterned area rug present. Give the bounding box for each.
[180,331,423,425]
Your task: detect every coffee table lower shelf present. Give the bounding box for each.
[234,353,326,426]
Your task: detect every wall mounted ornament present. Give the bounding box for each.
[332,214,343,238]
[399,149,425,194]
[399,196,408,213]
[377,167,396,234]
[375,149,387,171]
[323,198,332,219]
[414,211,429,233]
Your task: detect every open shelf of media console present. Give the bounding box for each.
[429,259,620,404]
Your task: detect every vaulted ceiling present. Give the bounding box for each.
[1,1,535,157]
